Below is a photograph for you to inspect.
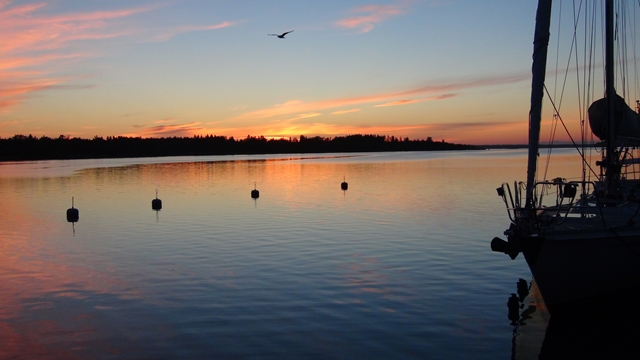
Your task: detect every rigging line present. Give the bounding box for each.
[544,0,565,182]
[635,1,640,102]
[543,84,600,180]
[575,0,588,184]
[624,1,638,103]
[584,0,599,125]
[559,0,583,116]
[579,0,588,160]
[542,0,584,182]
[583,2,598,136]
[584,1,599,185]
[553,0,563,100]
[542,118,557,185]
[636,1,640,101]
[617,1,628,99]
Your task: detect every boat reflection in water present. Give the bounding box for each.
[509,279,640,359]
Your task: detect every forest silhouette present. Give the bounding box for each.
[0,134,477,161]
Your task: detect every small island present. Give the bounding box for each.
[0,134,478,162]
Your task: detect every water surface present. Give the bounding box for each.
[0,149,609,359]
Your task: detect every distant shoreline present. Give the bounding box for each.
[1,134,482,162]
[0,134,592,162]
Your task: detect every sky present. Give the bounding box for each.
[1,1,638,145]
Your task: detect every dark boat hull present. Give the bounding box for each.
[522,229,640,312]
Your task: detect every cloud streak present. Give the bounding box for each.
[123,116,528,145]
[336,3,407,33]
[233,73,528,121]
[332,108,361,115]
[374,94,456,107]
[134,122,204,138]
[153,21,236,41]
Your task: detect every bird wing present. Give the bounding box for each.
[282,30,294,36]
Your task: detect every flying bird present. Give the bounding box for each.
[268,30,294,39]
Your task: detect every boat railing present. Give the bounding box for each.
[497,181,525,223]
[532,180,580,227]
[497,180,598,226]
[535,180,606,228]
[621,158,640,180]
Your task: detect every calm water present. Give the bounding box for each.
[0,149,633,359]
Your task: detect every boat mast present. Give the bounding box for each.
[605,0,617,193]
[525,0,553,209]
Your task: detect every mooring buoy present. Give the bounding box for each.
[341,176,348,191]
[251,182,260,199]
[66,196,79,223]
[152,189,162,210]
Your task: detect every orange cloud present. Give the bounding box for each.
[124,115,532,145]
[197,122,434,140]
[234,73,528,121]
[337,3,407,33]
[125,120,518,144]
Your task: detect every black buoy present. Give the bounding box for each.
[66,196,79,223]
[152,189,162,210]
[341,176,348,191]
[251,182,260,199]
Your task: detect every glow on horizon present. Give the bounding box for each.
[0,0,625,145]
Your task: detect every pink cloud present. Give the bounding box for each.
[0,77,65,97]
[0,3,157,54]
[0,1,154,111]
[0,1,236,112]
[0,53,85,70]
[336,3,407,33]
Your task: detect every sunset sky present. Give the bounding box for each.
[1,1,638,144]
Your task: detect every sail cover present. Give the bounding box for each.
[588,95,640,140]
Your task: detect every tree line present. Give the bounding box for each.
[0,134,477,161]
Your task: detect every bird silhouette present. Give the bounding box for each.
[268,30,294,39]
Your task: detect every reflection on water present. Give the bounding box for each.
[507,279,549,360]
[2,149,627,359]
[508,279,640,359]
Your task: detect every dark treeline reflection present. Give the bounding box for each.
[0,134,477,161]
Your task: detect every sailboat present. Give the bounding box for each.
[491,0,640,314]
